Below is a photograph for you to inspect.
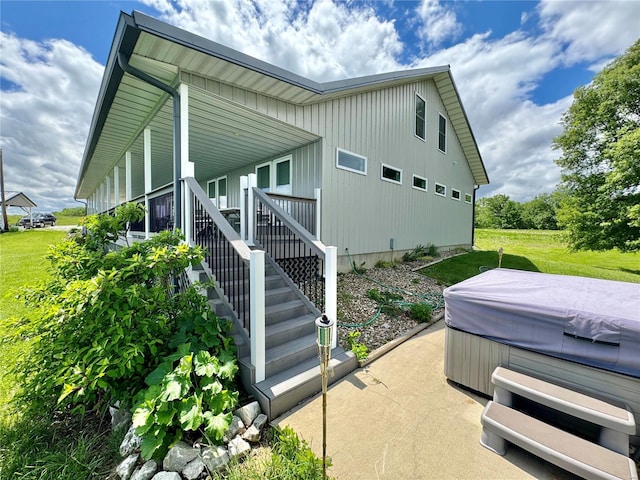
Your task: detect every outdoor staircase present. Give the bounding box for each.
[189,256,357,420]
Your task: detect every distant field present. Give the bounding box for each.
[422,228,640,286]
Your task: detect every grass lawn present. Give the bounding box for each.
[422,228,640,286]
[0,229,67,420]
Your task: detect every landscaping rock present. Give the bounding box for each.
[223,415,245,443]
[162,441,200,472]
[120,424,142,457]
[150,472,181,480]
[131,460,158,480]
[242,424,262,442]
[253,413,268,431]
[182,457,205,479]
[116,453,139,480]
[228,435,251,459]
[110,404,132,432]
[202,445,229,472]
[235,401,261,426]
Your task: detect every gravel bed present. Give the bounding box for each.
[337,253,456,353]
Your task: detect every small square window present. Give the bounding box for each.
[381,163,402,184]
[451,189,461,201]
[435,183,446,197]
[415,94,426,140]
[465,193,472,204]
[438,114,447,153]
[337,148,367,175]
[412,175,427,192]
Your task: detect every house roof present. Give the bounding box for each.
[76,10,488,199]
[2,191,37,208]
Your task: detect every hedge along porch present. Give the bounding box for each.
[75,10,488,417]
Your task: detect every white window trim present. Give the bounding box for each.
[435,182,446,197]
[412,174,428,192]
[451,188,461,201]
[438,112,447,153]
[207,175,228,208]
[336,147,367,175]
[256,155,293,195]
[415,93,427,142]
[464,192,472,204]
[381,163,402,185]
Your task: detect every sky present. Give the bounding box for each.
[1,0,639,213]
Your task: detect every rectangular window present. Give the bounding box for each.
[256,163,271,191]
[438,114,447,153]
[381,163,402,184]
[465,193,472,204]
[336,148,367,175]
[451,189,461,201]
[256,155,292,195]
[415,94,426,140]
[207,176,227,208]
[412,175,427,192]
[435,183,446,197]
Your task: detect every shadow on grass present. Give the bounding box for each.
[419,251,539,286]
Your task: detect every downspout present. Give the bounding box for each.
[116,51,182,231]
[472,184,479,248]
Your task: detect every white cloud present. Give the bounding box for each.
[0,32,103,212]
[141,0,403,80]
[415,0,462,47]
[538,0,640,66]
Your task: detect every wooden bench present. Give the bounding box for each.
[481,401,639,480]
[491,366,636,455]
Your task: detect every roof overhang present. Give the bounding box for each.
[76,11,488,199]
[2,191,37,208]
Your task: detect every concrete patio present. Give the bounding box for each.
[274,319,580,479]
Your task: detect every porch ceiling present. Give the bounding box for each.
[77,63,320,198]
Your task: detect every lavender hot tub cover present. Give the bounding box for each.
[443,268,640,378]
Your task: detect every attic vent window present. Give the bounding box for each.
[465,193,472,204]
[451,188,461,201]
[438,114,447,153]
[381,164,402,185]
[435,183,446,197]
[415,94,426,140]
[412,175,427,192]
[336,148,367,175]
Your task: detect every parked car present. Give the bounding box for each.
[36,213,57,227]
[16,213,56,228]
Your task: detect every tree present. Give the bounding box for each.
[553,39,640,251]
[475,194,525,229]
[521,193,559,230]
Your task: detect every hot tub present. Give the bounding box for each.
[443,268,640,427]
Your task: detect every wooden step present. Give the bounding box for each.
[481,401,638,480]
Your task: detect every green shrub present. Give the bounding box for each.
[365,288,402,316]
[346,331,369,361]
[410,303,432,323]
[10,205,213,416]
[132,312,238,460]
[402,243,439,262]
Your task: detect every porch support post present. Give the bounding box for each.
[183,180,193,245]
[179,83,193,238]
[144,128,152,239]
[247,173,257,246]
[125,152,132,202]
[325,246,338,349]
[106,175,112,211]
[114,165,120,206]
[240,176,248,241]
[314,188,321,240]
[250,250,266,383]
[99,181,105,213]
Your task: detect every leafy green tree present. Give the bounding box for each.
[521,193,559,230]
[54,206,86,217]
[475,194,525,229]
[553,39,640,251]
